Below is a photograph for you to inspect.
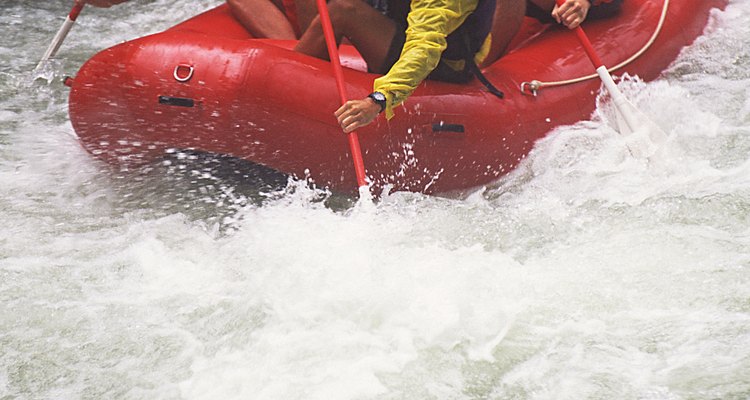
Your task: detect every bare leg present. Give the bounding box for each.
[294,0,397,71]
[294,0,319,34]
[483,0,527,65]
[227,0,297,39]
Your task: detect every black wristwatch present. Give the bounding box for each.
[367,91,386,114]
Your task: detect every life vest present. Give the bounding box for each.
[372,0,502,118]
[377,0,496,63]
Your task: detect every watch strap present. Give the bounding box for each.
[367,92,386,114]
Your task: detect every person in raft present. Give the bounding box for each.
[77,0,622,133]
[294,0,527,133]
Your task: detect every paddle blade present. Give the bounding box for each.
[610,98,665,159]
[596,67,669,158]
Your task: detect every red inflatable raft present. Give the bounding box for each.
[68,0,726,195]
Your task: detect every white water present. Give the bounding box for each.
[2,1,749,399]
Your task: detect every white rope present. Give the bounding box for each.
[521,0,670,94]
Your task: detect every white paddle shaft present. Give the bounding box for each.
[40,16,77,63]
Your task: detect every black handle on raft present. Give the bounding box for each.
[158,96,195,107]
[432,123,465,133]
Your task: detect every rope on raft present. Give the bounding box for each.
[520,0,670,96]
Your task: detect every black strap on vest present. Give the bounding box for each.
[462,30,504,99]
[466,58,505,99]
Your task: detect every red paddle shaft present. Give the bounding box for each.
[572,25,605,68]
[314,0,368,189]
[554,0,647,133]
[69,2,85,20]
[553,0,605,66]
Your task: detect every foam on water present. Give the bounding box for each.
[1,1,749,399]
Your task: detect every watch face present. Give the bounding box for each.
[372,92,386,102]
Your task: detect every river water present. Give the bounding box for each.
[1,1,749,399]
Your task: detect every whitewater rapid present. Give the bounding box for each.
[1,1,749,399]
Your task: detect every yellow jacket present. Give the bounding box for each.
[372,0,487,119]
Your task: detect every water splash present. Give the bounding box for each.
[2,1,750,399]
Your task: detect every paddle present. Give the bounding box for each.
[314,0,371,199]
[557,0,668,156]
[35,2,85,71]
